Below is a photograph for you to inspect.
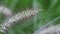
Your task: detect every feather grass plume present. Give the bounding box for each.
[0,6,13,18]
[37,24,60,34]
[34,16,60,34]
[0,9,42,34]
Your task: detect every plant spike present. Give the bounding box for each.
[0,9,41,34]
[34,16,60,34]
[0,6,13,18]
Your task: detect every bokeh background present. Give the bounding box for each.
[0,0,60,34]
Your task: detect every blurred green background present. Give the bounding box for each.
[0,0,60,34]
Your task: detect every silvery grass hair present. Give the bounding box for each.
[34,16,60,34]
[35,24,60,34]
[0,8,41,34]
[0,6,13,18]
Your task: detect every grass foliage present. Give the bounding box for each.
[0,0,60,34]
